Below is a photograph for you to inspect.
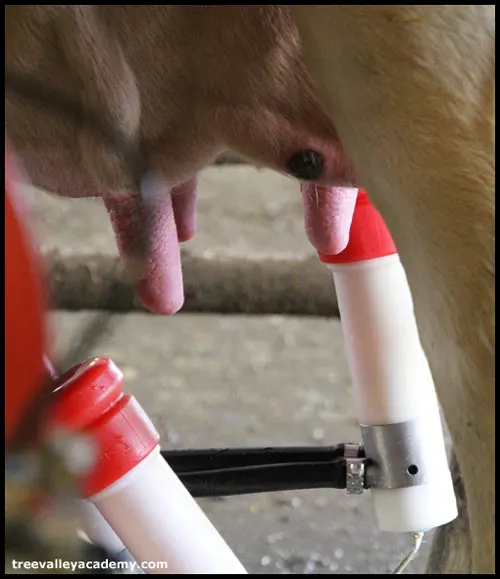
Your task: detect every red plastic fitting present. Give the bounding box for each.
[318,189,397,264]
[48,357,160,498]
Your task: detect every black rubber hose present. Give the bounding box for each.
[161,445,346,473]
[160,446,354,497]
[175,460,347,497]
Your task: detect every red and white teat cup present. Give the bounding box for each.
[48,357,246,574]
[319,189,457,534]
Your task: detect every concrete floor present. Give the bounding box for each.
[20,167,431,574]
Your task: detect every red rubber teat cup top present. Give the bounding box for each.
[318,189,397,264]
[5,145,49,445]
[48,357,160,498]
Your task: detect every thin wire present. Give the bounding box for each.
[391,532,425,574]
[5,69,156,448]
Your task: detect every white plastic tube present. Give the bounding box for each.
[318,190,458,534]
[88,446,247,574]
[78,500,140,569]
[328,255,458,532]
[48,357,247,575]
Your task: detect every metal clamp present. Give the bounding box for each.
[361,421,437,490]
[344,443,366,495]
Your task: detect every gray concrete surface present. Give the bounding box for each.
[21,166,314,259]
[20,167,431,574]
